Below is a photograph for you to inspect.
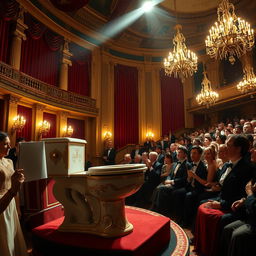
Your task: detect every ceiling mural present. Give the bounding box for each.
[42,0,256,50]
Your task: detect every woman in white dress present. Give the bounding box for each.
[0,131,28,256]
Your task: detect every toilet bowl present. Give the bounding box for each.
[52,164,147,237]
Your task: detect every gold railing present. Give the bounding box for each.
[0,61,98,116]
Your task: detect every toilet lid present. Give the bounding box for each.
[87,164,147,176]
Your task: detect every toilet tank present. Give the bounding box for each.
[42,137,86,176]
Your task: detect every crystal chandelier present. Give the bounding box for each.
[237,65,256,93]
[196,70,219,108]
[164,24,198,81]
[205,0,254,64]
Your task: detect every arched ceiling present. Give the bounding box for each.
[39,0,256,51]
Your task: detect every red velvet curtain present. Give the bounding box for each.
[67,118,85,139]
[0,19,10,62]
[68,43,91,96]
[0,99,4,131]
[20,14,63,86]
[114,64,138,149]
[194,114,205,128]
[42,112,56,138]
[16,105,32,141]
[0,0,19,63]
[160,69,185,135]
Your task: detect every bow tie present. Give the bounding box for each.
[226,163,233,168]
[177,161,182,164]
[191,163,197,167]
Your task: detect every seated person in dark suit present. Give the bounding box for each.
[193,135,253,256]
[102,141,116,165]
[172,145,208,227]
[6,137,25,169]
[131,151,162,207]
[151,146,190,216]
[204,135,253,213]
[219,140,256,256]
[131,144,144,160]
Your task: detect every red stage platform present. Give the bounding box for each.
[32,207,172,256]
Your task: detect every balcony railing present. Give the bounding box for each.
[0,61,98,116]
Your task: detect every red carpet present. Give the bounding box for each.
[32,206,175,256]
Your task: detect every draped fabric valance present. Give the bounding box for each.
[25,14,63,51]
[20,14,63,86]
[0,0,19,21]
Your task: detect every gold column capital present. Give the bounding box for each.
[4,94,21,104]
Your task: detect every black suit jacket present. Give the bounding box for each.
[186,161,207,193]
[168,160,190,189]
[103,148,116,165]
[145,161,163,186]
[219,157,253,210]
[157,153,165,165]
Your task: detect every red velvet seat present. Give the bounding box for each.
[194,203,226,256]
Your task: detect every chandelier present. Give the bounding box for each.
[164,24,198,81]
[237,65,256,93]
[196,70,219,108]
[205,0,254,64]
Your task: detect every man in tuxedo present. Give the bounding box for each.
[102,141,116,165]
[172,145,207,227]
[132,151,162,207]
[151,146,190,216]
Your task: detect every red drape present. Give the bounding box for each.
[20,14,62,86]
[67,118,85,139]
[68,43,91,96]
[16,105,32,141]
[42,112,56,138]
[114,64,138,149]
[0,99,4,130]
[160,69,185,135]
[0,19,10,62]
[194,114,205,128]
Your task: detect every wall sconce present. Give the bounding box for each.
[12,115,26,133]
[63,125,73,137]
[103,131,112,140]
[38,120,51,137]
[146,131,154,140]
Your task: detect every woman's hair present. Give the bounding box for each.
[164,152,173,162]
[204,146,217,160]
[0,131,8,142]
